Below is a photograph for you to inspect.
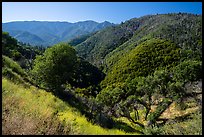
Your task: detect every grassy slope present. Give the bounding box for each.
[2,77,139,135]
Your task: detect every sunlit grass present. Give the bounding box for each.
[2,77,139,135]
[58,111,134,135]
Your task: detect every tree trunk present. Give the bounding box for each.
[147,99,172,126]
[145,108,150,120]
[120,114,145,128]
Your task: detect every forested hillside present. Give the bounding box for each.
[2,13,202,135]
[75,13,201,69]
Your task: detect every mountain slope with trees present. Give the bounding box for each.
[2,13,202,135]
[75,13,201,70]
[74,13,202,134]
[2,20,115,46]
[2,32,140,135]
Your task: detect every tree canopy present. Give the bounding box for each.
[31,43,77,90]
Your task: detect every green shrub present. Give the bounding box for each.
[162,111,202,135]
[2,55,27,77]
[143,111,202,135]
[31,43,77,90]
[2,67,29,86]
[172,60,202,83]
[143,126,164,135]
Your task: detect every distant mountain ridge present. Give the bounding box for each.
[2,20,115,46]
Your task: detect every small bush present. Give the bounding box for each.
[143,126,164,135]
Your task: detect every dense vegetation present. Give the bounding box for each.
[75,13,201,70]
[2,13,202,135]
[68,32,96,46]
[2,31,46,70]
[101,38,181,87]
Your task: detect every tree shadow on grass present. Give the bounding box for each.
[51,88,143,134]
[112,120,144,134]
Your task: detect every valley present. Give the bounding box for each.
[2,20,115,46]
[2,13,202,135]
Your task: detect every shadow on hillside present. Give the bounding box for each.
[112,120,144,134]
[156,113,194,127]
[51,88,142,134]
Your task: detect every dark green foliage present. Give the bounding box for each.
[148,98,172,125]
[68,32,96,46]
[10,50,22,61]
[101,38,181,87]
[105,13,201,71]
[71,57,105,89]
[74,13,201,71]
[75,85,102,98]
[143,111,202,135]
[97,68,189,127]
[31,43,77,90]
[3,32,107,129]
[172,60,202,83]
[96,86,125,107]
[16,42,45,60]
[31,43,104,93]
[2,31,18,56]
[2,13,202,135]
[75,21,136,67]
[2,32,46,70]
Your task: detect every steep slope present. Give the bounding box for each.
[2,12,202,135]
[13,31,45,46]
[104,13,202,72]
[2,77,138,135]
[2,46,138,135]
[101,38,181,86]
[2,55,137,135]
[2,31,46,71]
[2,21,115,46]
[74,13,202,70]
[75,19,139,67]
[68,32,96,46]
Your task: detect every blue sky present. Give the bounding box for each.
[2,2,202,24]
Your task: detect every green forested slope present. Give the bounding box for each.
[2,13,202,135]
[68,32,96,46]
[101,38,181,87]
[75,13,202,135]
[2,33,138,135]
[104,13,201,72]
[75,13,202,71]
[74,17,139,66]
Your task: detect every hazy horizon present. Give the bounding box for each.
[2,20,114,24]
[3,12,202,24]
[2,2,202,24]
